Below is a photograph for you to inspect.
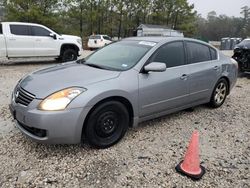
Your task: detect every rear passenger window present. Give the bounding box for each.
[186,42,211,64]
[0,24,2,34]
[32,26,50,36]
[103,36,111,41]
[10,25,31,36]
[151,42,185,68]
[210,48,217,60]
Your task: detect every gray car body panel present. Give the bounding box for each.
[10,37,238,144]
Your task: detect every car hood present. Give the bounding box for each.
[60,34,80,40]
[19,62,120,99]
[235,40,250,49]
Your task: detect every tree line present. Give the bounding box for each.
[195,6,250,41]
[0,0,197,38]
[0,0,249,41]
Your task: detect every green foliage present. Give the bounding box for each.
[3,0,63,32]
[241,6,250,37]
[195,6,250,41]
[2,0,198,38]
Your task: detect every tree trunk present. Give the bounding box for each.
[90,2,93,34]
[118,9,123,39]
[80,4,83,39]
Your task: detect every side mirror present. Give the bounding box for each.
[144,62,167,73]
[49,33,57,40]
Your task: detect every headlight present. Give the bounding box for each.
[77,39,82,45]
[38,87,86,111]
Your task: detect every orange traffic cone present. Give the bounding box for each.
[175,130,206,180]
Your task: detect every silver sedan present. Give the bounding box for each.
[9,37,238,148]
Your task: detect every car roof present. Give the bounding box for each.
[1,22,45,27]
[124,37,213,47]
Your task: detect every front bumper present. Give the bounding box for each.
[9,98,91,144]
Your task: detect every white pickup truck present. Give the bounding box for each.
[0,22,83,62]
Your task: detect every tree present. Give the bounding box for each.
[2,0,198,38]
[3,0,62,31]
[241,6,250,37]
[195,11,246,41]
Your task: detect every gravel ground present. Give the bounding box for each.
[0,51,249,187]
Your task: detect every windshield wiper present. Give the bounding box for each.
[76,58,86,64]
[84,63,105,70]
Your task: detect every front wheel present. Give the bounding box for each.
[84,101,129,149]
[61,49,78,62]
[209,78,229,108]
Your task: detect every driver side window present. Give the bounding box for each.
[32,26,50,37]
[151,41,185,68]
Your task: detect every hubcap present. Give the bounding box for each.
[214,82,226,104]
[95,111,118,138]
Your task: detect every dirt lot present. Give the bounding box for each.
[0,51,249,187]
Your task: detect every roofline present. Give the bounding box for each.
[1,22,45,26]
[123,37,217,49]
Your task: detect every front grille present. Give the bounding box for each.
[15,87,35,106]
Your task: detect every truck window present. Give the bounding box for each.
[103,36,112,41]
[10,25,31,36]
[32,26,50,37]
[0,24,2,34]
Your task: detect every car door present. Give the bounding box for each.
[6,24,35,57]
[185,41,220,103]
[103,35,112,45]
[31,26,59,56]
[138,41,189,117]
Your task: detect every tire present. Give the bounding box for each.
[84,101,129,149]
[209,78,229,108]
[61,49,78,62]
[55,57,62,62]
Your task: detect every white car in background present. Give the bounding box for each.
[0,22,83,62]
[88,35,112,50]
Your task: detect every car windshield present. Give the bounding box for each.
[84,40,155,71]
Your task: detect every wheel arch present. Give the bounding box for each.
[220,76,230,95]
[60,43,80,56]
[81,96,134,140]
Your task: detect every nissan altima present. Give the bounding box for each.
[9,37,238,148]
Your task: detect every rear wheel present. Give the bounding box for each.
[62,49,78,62]
[84,101,129,149]
[209,78,228,108]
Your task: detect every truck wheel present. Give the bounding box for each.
[62,49,77,62]
[55,57,62,62]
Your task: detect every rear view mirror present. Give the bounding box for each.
[49,33,57,40]
[144,62,167,73]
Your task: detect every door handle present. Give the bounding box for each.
[180,74,188,80]
[9,38,16,41]
[36,39,41,42]
[213,66,219,70]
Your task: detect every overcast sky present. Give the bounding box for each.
[187,0,250,18]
